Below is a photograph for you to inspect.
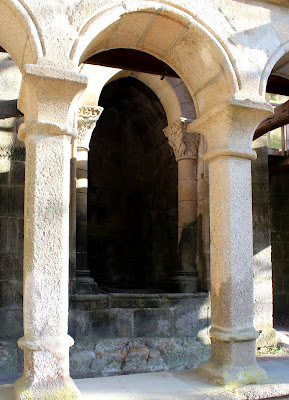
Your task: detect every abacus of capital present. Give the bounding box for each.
[75,105,103,294]
[13,64,87,400]
[164,118,201,293]
[188,99,273,385]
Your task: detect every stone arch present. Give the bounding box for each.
[260,41,289,97]
[0,0,44,69]
[79,63,196,126]
[71,1,239,116]
[105,70,196,125]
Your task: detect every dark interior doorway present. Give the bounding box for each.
[87,77,179,292]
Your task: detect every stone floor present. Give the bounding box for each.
[1,356,289,400]
[2,327,289,400]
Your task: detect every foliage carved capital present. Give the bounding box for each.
[76,106,103,150]
[163,118,199,161]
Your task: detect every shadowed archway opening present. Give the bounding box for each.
[87,77,178,292]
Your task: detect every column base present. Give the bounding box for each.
[198,360,268,387]
[14,376,81,400]
[171,272,200,293]
[76,270,98,294]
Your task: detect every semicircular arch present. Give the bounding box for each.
[0,0,44,70]
[260,41,289,97]
[71,1,238,117]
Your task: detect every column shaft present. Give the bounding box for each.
[164,118,200,292]
[15,129,80,399]
[13,64,87,400]
[199,155,265,385]
[75,106,103,294]
[188,99,273,386]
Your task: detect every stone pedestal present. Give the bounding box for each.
[188,99,273,386]
[14,64,87,400]
[164,119,200,293]
[75,106,103,294]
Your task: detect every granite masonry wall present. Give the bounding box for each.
[0,53,25,383]
[252,136,273,337]
[270,170,289,316]
[69,293,211,378]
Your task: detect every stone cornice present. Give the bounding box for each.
[76,106,103,150]
[163,118,199,161]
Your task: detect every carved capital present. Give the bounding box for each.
[163,118,199,161]
[76,106,103,150]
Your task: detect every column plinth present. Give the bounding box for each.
[164,119,200,293]
[14,64,87,400]
[188,99,273,386]
[75,106,103,294]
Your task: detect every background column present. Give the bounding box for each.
[75,105,103,294]
[189,99,273,386]
[14,64,87,400]
[164,118,200,292]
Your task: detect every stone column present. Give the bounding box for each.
[75,105,103,294]
[188,99,273,386]
[14,64,87,400]
[164,118,201,292]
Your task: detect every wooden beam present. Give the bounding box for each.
[85,48,179,78]
[254,100,289,140]
[267,75,289,96]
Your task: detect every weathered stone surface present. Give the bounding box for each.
[0,341,22,384]
[110,294,161,309]
[0,309,23,339]
[134,309,174,337]
[256,328,277,348]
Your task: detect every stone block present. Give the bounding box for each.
[17,218,24,252]
[120,343,164,374]
[68,309,86,338]
[85,310,110,337]
[0,340,22,384]
[0,217,7,251]
[253,241,271,277]
[151,337,211,370]
[110,309,134,337]
[251,159,270,183]
[0,160,10,185]
[70,348,96,378]
[0,309,23,339]
[174,306,209,337]
[134,309,174,337]
[70,294,110,311]
[110,294,161,309]
[253,203,270,228]
[0,252,23,279]
[160,293,209,309]
[254,278,273,304]
[0,280,23,307]
[254,302,273,331]
[252,182,269,204]
[9,161,25,186]
[0,187,8,217]
[7,218,18,252]
[256,328,277,348]
[7,187,24,217]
